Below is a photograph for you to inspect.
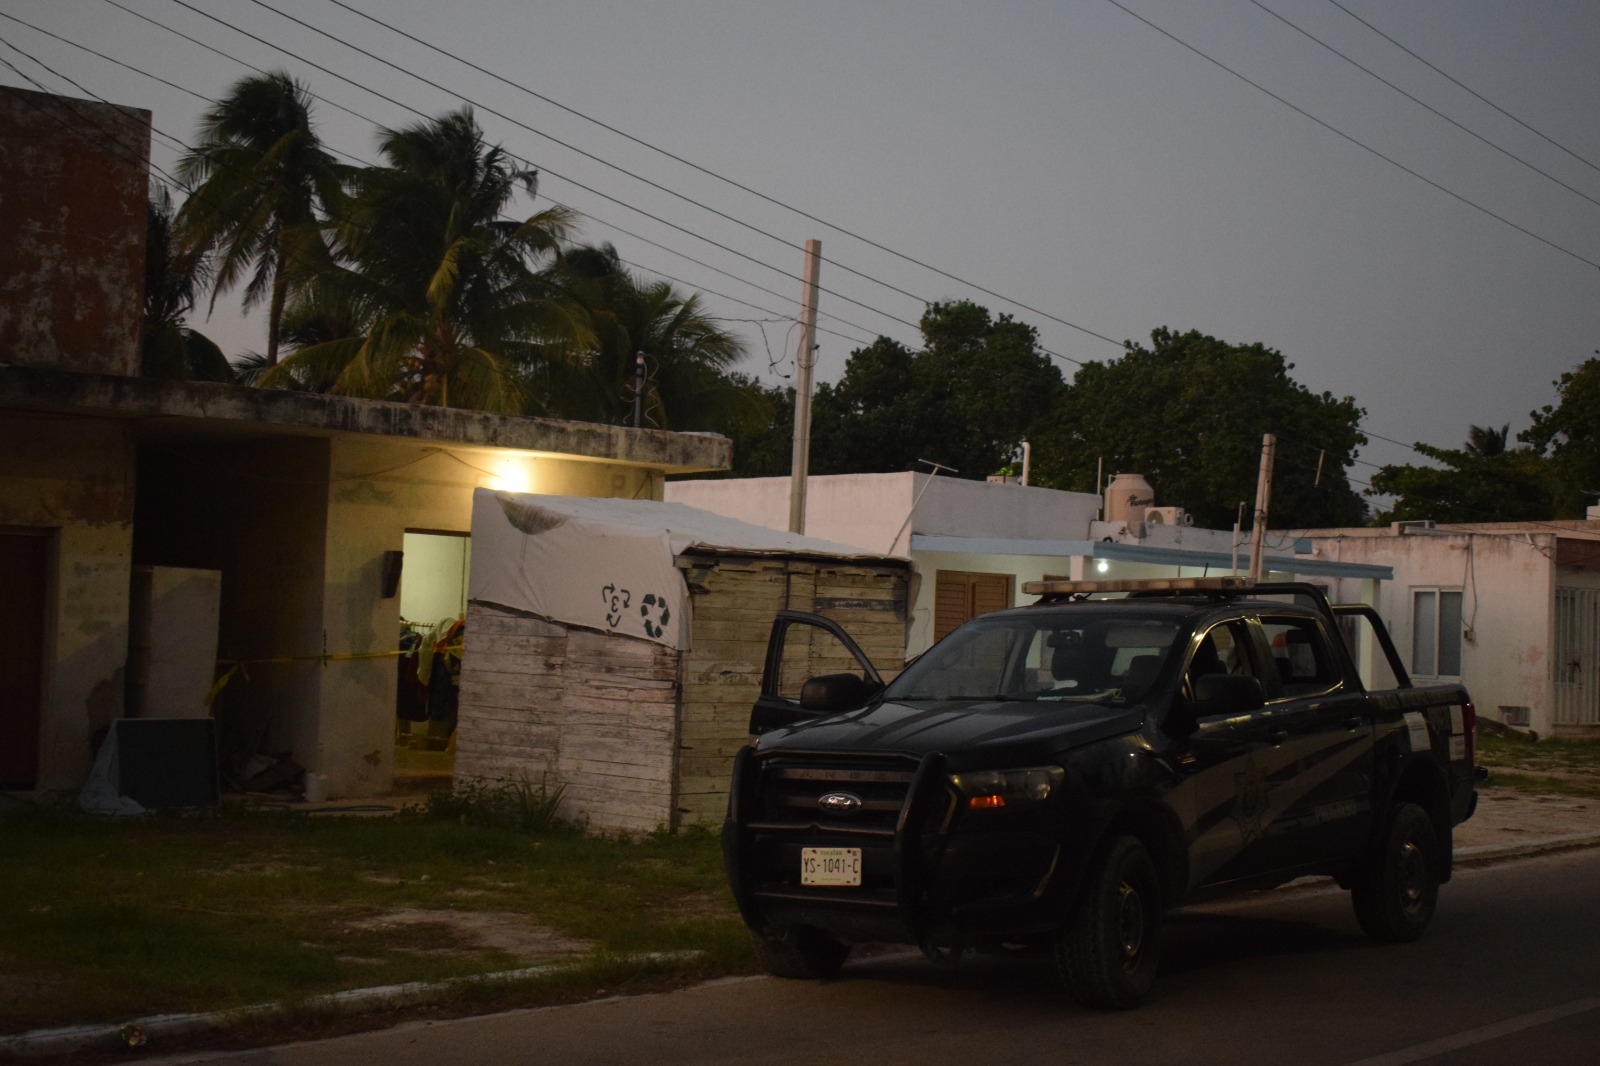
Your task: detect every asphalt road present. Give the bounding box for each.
[157,847,1600,1066]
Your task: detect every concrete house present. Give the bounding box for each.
[668,472,1390,660]
[1299,521,1600,740]
[0,88,729,799]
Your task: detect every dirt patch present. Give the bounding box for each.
[346,910,590,962]
[1456,789,1600,848]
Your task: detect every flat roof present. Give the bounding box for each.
[910,533,1393,580]
[0,366,730,473]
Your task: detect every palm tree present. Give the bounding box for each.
[141,185,232,382]
[554,243,753,429]
[175,72,342,366]
[266,108,586,412]
[1466,424,1510,458]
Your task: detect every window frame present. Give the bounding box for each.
[1410,586,1464,680]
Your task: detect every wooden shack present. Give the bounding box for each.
[454,491,910,833]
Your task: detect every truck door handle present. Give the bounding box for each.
[1268,729,1289,746]
[1342,716,1365,730]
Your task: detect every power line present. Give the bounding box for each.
[312,0,1124,351]
[225,0,1089,367]
[1248,0,1600,212]
[159,0,936,348]
[1326,0,1600,181]
[1102,0,1600,271]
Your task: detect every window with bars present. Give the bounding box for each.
[1411,588,1464,678]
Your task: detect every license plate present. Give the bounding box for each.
[801,847,861,887]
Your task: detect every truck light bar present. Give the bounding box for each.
[1021,576,1254,596]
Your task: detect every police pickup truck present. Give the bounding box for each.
[723,577,1478,1008]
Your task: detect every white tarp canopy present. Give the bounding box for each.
[467,490,896,649]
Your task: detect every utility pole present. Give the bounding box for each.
[788,239,822,534]
[1248,433,1276,583]
[631,351,645,428]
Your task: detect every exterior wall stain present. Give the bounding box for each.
[0,88,148,377]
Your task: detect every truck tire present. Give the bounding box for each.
[1055,835,1161,1009]
[1351,802,1439,943]
[752,925,850,979]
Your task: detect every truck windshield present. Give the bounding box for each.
[883,613,1181,703]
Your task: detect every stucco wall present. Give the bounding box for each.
[322,440,667,797]
[0,88,148,377]
[1308,530,1556,733]
[0,416,134,791]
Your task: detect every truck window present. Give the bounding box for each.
[1259,617,1339,698]
[1184,621,1260,698]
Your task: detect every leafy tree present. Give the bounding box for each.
[550,243,756,430]
[265,109,586,412]
[1031,328,1367,529]
[141,185,232,382]
[810,301,1066,479]
[1367,430,1551,523]
[1522,356,1600,518]
[174,72,342,366]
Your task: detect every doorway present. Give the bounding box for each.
[395,531,471,785]
[0,530,50,790]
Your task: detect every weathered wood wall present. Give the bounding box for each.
[456,552,908,834]
[676,553,909,826]
[455,605,679,834]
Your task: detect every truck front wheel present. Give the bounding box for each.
[1055,835,1162,1009]
[1351,802,1439,942]
[752,925,850,979]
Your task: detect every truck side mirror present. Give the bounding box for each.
[800,673,875,713]
[1168,673,1267,736]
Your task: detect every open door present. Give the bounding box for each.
[1331,603,1413,691]
[750,610,883,736]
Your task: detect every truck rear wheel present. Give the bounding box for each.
[1351,802,1439,942]
[752,925,850,979]
[1055,835,1161,1009]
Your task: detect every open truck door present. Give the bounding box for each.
[750,609,884,736]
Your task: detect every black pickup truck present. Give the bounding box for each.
[723,577,1478,1008]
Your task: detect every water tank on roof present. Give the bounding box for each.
[1105,473,1155,523]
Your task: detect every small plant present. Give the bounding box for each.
[425,774,568,833]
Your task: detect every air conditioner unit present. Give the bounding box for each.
[1145,507,1192,526]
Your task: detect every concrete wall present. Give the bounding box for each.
[0,88,148,377]
[1305,529,1557,734]
[667,473,1102,554]
[0,416,134,791]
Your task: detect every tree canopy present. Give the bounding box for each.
[1367,425,1551,523]
[1031,328,1368,529]
[809,301,1066,479]
[1522,356,1600,518]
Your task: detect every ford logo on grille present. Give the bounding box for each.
[818,791,864,814]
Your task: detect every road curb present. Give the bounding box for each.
[1456,831,1600,864]
[0,950,703,1060]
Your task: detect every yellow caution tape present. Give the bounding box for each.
[206,644,466,705]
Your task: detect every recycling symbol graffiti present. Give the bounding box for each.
[601,584,631,629]
[640,593,672,639]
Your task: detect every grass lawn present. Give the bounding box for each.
[0,801,752,1035]
[1477,729,1600,799]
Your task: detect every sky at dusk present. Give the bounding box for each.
[3,0,1597,499]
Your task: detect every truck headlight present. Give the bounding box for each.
[947,766,1065,811]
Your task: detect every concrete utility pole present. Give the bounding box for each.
[788,239,822,534]
[1249,433,1276,583]
[631,351,645,428]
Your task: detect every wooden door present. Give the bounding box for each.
[0,531,49,789]
[933,570,1014,642]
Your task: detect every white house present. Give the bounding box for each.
[1297,521,1600,739]
[667,472,1391,660]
